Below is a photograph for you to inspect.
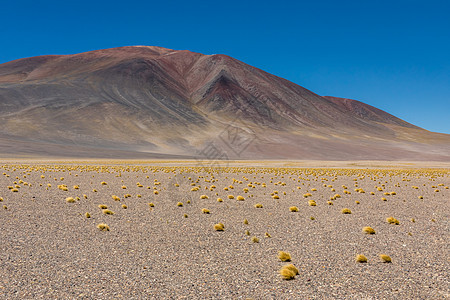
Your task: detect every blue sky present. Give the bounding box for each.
[1,0,449,133]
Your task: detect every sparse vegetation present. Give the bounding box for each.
[251,236,260,243]
[279,264,298,280]
[66,197,76,203]
[214,223,224,231]
[278,251,291,262]
[379,254,392,263]
[386,217,400,225]
[362,226,376,234]
[356,254,367,263]
[97,223,110,231]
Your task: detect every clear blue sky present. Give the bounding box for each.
[1,0,449,133]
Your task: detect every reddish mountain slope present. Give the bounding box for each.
[0,46,448,160]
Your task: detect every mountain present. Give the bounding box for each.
[0,46,449,160]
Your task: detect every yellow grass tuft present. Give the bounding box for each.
[228,195,234,199]
[65,197,76,203]
[112,195,121,201]
[236,195,245,201]
[85,212,91,218]
[386,217,400,225]
[200,195,208,199]
[122,204,127,209]
[98,204,108,209]
[251,236,260,243]
[278,251,291,262]
[341,208,352,214]
[177,202,183,207]
[289,206,299,212]
[362,226,376,234]
[202,208,210,214]
[244,219,249,224]
[356,254,367,263]
[379,254,392,263]
[254,203,263,208]
[279,265,297,280]
[217,198,223,202]
[214,223,225,231]
[102,209,114,215]
[308,200,317,206]
[97,223,110,231]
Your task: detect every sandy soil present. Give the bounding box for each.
[0,162,448,299]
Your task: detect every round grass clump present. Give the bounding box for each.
[289,206,299,212]
[251,236,260,243]
[341,208,352,214]
[97,223,110,231]
[279,264,298,280]
[356,254,367,263]
[362,226,376,234]
[214,223,224,231]
[386,217,400,225]
[278,251,291,262]
[65,197,76,203]
[379,254,392,263]
[254,203,263,208]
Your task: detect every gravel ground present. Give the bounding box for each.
[0,163,448,299]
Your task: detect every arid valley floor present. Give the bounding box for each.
[0,160,449,299]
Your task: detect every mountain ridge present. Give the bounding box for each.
[0,46,449,160]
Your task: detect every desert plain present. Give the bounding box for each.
[0,160,449,299]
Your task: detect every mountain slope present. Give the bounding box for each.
[0,46,449,160]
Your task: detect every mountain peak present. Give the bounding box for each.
[0,47,448,160]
